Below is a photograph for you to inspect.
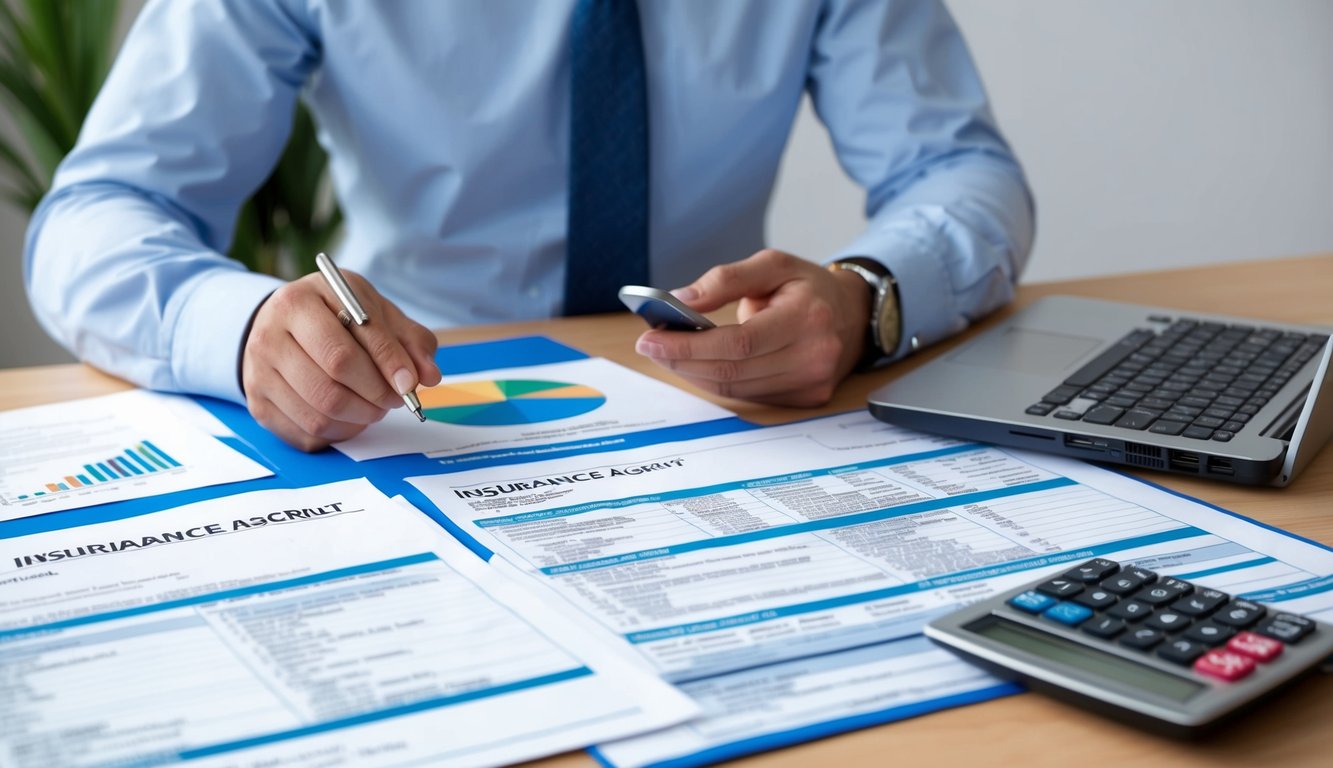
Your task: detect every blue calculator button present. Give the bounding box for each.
[1009,591,1057,614]
[1042,602,1093,626]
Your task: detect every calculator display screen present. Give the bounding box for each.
[973,618,1205,703]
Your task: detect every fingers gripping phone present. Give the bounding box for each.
[618,285,716,331]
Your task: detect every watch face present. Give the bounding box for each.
[830,259,900,358]
[875,288,901,355]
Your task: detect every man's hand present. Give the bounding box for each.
[634,249,871,406]
[241,271,442,451]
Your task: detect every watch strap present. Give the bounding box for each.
[828,257,902,369]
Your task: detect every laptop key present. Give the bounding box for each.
[1054,409,1082,420]
[1212,431,1234,442]
[1146,389,1181,401]
[1114,409,1159,430]
[1082,405,1124,425]
[1183,425,1215,439]
[1025,403,1055,416]
[1149,420,1187,436]
[1062,330,1157,388]
[1042,385,1082,405]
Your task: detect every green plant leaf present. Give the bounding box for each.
[0,0,123,213]
[0,0,343,274]
[0,134,42,194]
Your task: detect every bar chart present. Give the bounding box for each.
[0,391,270,520]
[14,440,182,500]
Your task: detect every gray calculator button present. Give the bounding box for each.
[1172,589,1227,617]
[1065,558,1120,583]
[1037,578,1084,598]
[1147,611,1191,633]
[1121,626,1166,650]
[1158,638,1209,666]
[1102,573,1145,595]
[1107,600,1153,622]
[1214,600,1265,628]
[1183,622,1235,646]
[1082,616,1126,639]
[1257,614,1315,643]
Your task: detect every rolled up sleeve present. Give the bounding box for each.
[809,0,1036,361]
[23,0,317,402]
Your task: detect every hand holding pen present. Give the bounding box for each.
[239,253,442,452]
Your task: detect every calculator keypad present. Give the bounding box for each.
[1004,558,1319,683]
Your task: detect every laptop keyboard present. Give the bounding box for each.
[1025,319,1328,442]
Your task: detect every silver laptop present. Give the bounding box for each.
[868,296,1333,486]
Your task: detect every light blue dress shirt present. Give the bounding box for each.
[25,0,1034,405]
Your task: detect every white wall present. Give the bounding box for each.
[767,0,1333,283]
[4,0,1332,368]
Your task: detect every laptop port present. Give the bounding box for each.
[1168,450,1200,473]
[1209,457,1235,476]
[1064,435,1106,452]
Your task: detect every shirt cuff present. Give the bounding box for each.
[170,268,285,404]
[830,209,965,361]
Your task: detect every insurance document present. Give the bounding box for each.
[411,411,1333,766]
[0,390,270,520]
[0,479,696,768]
[334,357,735,462]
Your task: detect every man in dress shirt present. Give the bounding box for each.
[24,0,1034,450]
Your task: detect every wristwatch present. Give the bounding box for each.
[828,257,902,369]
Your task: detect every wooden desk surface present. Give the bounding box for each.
[2,253,1331,767]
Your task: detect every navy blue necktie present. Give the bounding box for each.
[564,0,650,315]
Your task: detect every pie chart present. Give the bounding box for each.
[418,379,607,426]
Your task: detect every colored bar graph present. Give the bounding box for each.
[136,444,168,470]
[14,438,183,502]
[119,453,146,475]
[143,440,181,468]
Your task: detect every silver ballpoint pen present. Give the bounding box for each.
[314,252,426,422]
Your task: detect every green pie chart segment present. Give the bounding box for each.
[419,379,607,426]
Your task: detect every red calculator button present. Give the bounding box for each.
[1227,631,1284,662]
[1193,649,1256,682]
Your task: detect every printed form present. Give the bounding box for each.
[0,479,697,768]
[410,411,1333,767]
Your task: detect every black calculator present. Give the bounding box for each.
[925,558,1333,735]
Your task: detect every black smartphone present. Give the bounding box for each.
[618,285,716,331]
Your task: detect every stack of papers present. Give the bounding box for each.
[409,411,1333,766]
[0,479,696,767]
[3,350,1330,767]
